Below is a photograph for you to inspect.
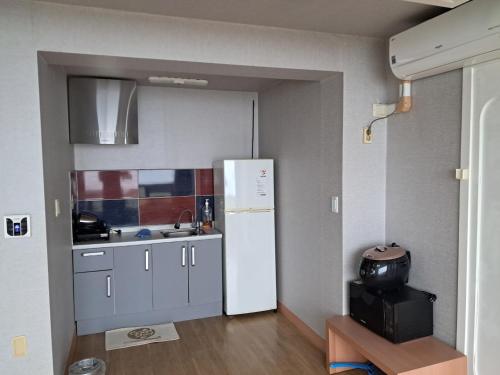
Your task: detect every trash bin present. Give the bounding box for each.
[68,358,106,375]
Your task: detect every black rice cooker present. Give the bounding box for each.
[359,243,411,292]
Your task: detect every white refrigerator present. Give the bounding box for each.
[213,159,277,315]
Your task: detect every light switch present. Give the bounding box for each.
[455,169,469,180]
[54,199,61,218]
[331,196,339,213]
[12,336,27,358]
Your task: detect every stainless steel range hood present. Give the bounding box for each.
[68,77,138,144]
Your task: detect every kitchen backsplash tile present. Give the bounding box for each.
[139,197,196,226]
[78,199,139,227]
[138,169,194,198]
[72,168,214,227]
[196,169,214,196]
[76,170,138,200]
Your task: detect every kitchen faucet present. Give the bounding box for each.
[174,209,197,230]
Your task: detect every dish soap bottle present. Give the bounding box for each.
[202,199,213,229]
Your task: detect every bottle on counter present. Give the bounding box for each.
[202,199,213,229]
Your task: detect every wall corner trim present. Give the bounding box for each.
[277,301,326,353]
[65,332,77,373]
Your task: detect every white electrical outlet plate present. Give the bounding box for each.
[363,128,373,144]
[4,215,31,238]
[373,103,396,117]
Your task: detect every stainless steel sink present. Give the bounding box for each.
[162,229,199,238]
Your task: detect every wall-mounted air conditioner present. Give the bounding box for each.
[389,0,500,80]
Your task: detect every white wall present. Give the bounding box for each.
[0,2,53,374]
[341,50,388,311]
[260,76,344,336]
[0,1,390,372]
[38,58,76,375]
[386,70,462,345]
[74,86,257,170]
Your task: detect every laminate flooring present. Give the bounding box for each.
[70,312,361,375]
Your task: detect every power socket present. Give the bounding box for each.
[373,103,396,117]
[363,128,373,144]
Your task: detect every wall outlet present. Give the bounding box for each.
[373,103,396,117]
[363,128,373,144]
[12,336,27,358]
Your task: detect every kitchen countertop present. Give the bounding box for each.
[72,228,222,250]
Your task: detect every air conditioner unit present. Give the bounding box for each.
[389,0,500,80]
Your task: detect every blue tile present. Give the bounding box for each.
[196,196,215,223]
[77,199,139,227]
[139,169,194,198]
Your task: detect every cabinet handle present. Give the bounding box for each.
[191,245,196,267]
[82,251,105,257]
[145,249,150,271]
[181,246,187,267]
[106,275,111,298]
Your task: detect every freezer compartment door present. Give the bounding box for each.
[223,159,274,210]
[224,210,277,315]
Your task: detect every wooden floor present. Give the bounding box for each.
[70,312,362,375]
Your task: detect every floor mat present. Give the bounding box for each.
[105,322,179,351]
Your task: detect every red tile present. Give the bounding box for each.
[139,197,196,225]
[76,170,138,200]
[196,169,214,196]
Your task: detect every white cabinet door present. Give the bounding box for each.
[223,159,274,210]
[224,210,276,315]
[461,60,500,375]
[471,60,500,375]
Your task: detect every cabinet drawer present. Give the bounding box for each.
[73,248,113,273]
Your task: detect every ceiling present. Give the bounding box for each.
[64,67,286,92]
[39,0,452,38]
[41,52,338,92]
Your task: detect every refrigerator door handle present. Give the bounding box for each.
[225,208,274,214]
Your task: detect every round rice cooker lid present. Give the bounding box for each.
[362,246,406,261]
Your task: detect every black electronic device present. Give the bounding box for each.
[359,244,411,292]
[73,212,110,242]
[349,280,436,343]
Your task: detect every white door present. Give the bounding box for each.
[223,210,276,315]
[223,160,274,211]
[458,59,500,375]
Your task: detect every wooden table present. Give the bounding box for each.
[326,316,467,375]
